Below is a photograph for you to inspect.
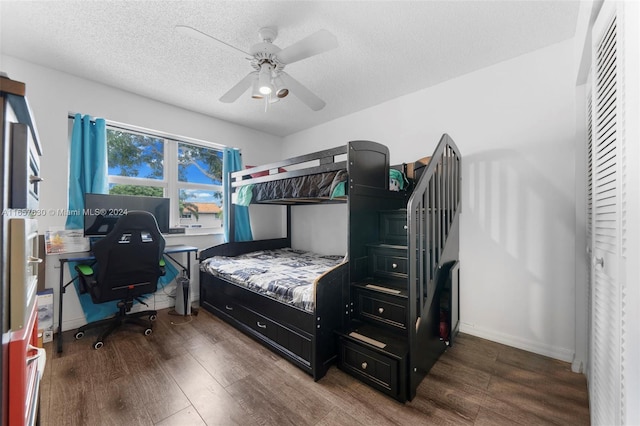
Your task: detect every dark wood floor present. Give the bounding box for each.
[40,308,590,425]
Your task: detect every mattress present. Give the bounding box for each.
[235,170,348,205]
[235,168,406,205]
[200,248,344,312]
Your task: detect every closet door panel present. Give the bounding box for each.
[589,2,626,424]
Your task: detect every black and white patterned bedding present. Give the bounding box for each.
[252,170,348,202]
[200,248,344,312]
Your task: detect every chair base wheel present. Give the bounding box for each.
[75,331,84,340]
[144,328,152,336]
[93,341,104,350]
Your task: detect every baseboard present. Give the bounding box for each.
[459,323,575,363]
[571,358,584,373]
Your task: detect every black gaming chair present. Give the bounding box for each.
[74,210,166,349]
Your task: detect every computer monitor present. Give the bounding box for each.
[84,193,170,237]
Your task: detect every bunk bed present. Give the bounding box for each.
[336,134,461,401]
[198,135,462,400]
[199,141,394,381]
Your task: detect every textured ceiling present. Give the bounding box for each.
[0,1,579,137]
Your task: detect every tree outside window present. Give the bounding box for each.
[106,127,224,232]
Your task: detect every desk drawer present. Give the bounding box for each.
[368,246,407,279]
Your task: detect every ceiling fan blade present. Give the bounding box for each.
[275,29,338,65]
[175,25,250,57]
[220,72,255,103]
[280,72,326,111]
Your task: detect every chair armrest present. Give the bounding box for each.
[75,264,94,276]
[74,264,96,294]
[159,258,166,276]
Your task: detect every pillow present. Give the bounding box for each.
[331,181,346,199]
[235,184,254,206]
[245,165,287,178]
[389,169,406,191]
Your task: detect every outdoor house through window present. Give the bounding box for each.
[106,125,224,232]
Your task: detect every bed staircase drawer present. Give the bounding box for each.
[379,210,408,245]
[338,333,406,401]
[368,245,407,279]
[354,287,407,331]
[340,338,397,395]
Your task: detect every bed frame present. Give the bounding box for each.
[199,140,392,380]
[199,136,462,399]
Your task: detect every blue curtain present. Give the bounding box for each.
[223,148,253,242]
[66,114,108,229]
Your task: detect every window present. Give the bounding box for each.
[106,126,224,232]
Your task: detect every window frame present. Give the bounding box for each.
[104,121,225,233]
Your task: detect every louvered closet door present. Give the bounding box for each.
[589,2,626,424]
[585,81,593,377]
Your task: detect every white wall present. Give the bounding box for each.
[2,38,581,360]
[283,39,578,362]
[1,55,284,331]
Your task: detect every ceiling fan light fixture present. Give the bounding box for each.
[192,24,336,110]
[250,74,264,99]
[259,84,273,95]
[272,76,289,99]
[258,63,273,95]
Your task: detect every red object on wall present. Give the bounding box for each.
[245,165,287,178]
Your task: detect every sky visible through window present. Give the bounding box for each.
[108,133,223,205]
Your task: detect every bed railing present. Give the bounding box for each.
[227,140,390,241]
[407,133,461,335]
[230,146,348,188]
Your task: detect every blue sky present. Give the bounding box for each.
[108,140,222,204]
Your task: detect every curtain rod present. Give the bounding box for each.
[67,113,227,150]
[68,112,97,121]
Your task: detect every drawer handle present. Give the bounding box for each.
[392,263,397,269]
[257,321,267,329]
[224,305,233,311]
[378,307,384,314]
[26,345,44,365]
[403,225,408,230]
[361,362,368,370]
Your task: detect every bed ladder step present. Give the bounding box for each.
[337,322,408,360]
[353,278,407,296]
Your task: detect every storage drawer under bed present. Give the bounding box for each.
[204,282,313,364]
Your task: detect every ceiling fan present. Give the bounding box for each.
[175,25,338,111]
